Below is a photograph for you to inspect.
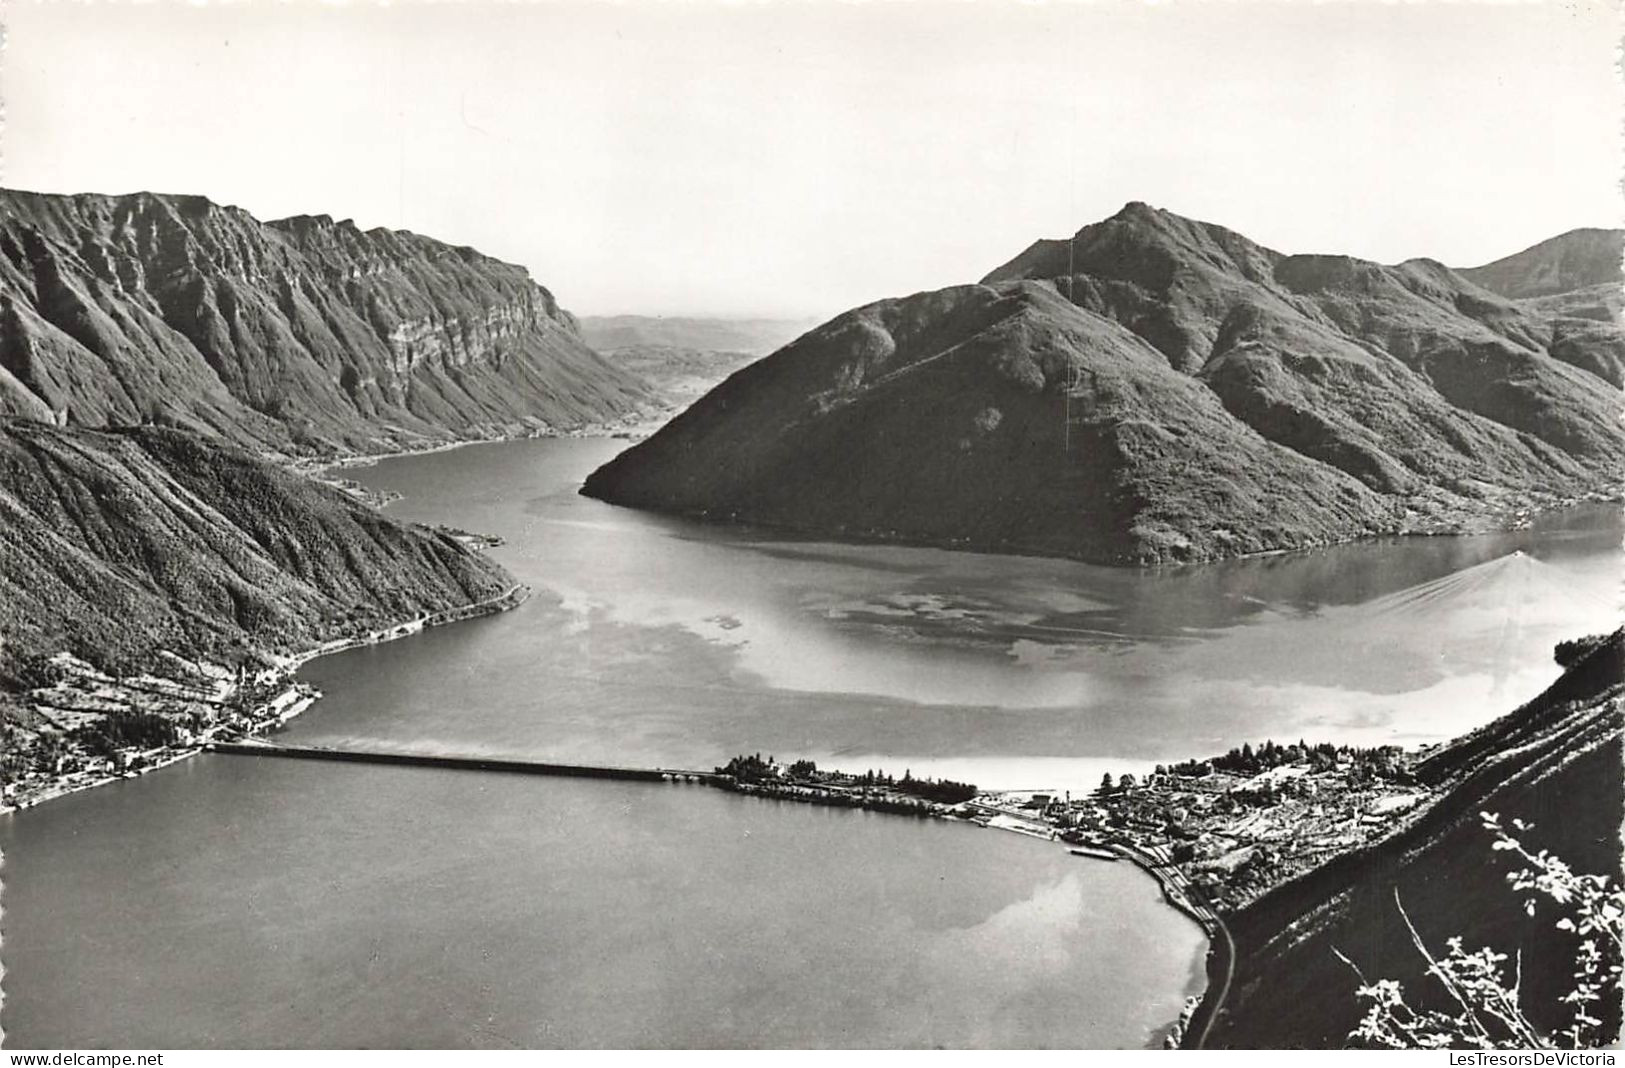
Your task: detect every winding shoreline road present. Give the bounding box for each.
[1102,839,1235,1049]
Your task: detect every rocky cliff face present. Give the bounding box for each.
[0,418,514,682]
[584,203,1625,565]
[0,190,652,456]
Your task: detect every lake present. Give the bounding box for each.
[2,436,1618,1048]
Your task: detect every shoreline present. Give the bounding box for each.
[966,811,1224,1049]
[976,816,1225,1048]
[715,771,1221,1047]
[1104,840,1233,1050]
[0,584,530,817]
[318,416,1618,574]
[5,424,1495,1048]
[578,491,1623,571]
[298,404,672,482]
[3,417,1221,1048]
[0,692,313,816]
[4,429,1500,1047]
[300,411,672,512]
[273,583,529,674]
[5,407,650,816]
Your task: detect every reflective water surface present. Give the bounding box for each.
[298,439,1622,789]
[2,437,1616,1048]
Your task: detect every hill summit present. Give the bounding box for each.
[584,203,1625,566]
[1460,227,1623,300]
[1460,227,1624,329]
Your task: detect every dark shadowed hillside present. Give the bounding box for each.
[585,204,1625,565]
[1208,630,1624,1048]
[0,189,653,457]
[0,418,513,683]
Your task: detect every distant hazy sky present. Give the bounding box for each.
[4,1,1619,318]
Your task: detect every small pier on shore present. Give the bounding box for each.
[206,741,722,784]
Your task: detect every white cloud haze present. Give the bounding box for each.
[4,0,1618,318]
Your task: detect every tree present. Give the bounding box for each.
[716,753,775,782]
[1339,813,1624,1050]
[1100,772,1114,795]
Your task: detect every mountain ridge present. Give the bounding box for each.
[1459,227,1623,300]
[0,414,530,809]
[0,417,515,683]
[584,203,1625,566]
[0,188,654,457]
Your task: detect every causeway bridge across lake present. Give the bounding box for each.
[207,740,723,784]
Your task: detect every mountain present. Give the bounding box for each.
[584,204,1625,566]
[1207,629,1623,1048]
[1457,229,1624,385]
[0,418,515,683]
[1460,228,1622,300]
[579,317,820,415]
[578,315,819,356]
[0,189,653,457]
[593,345,762,411]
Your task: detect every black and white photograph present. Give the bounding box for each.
[0,0,1620,1053]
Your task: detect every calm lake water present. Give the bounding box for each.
[2,437,1618,1048]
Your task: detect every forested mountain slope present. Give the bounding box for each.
[586,203,1624,565]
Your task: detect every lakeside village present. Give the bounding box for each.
[716,738,1431,915]
[0,585,528,813]
[0,651,320,812]
[716,742,1432,1046]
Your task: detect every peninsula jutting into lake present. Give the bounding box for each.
[704,624,1624,1048]
[3,0,1621,1052]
